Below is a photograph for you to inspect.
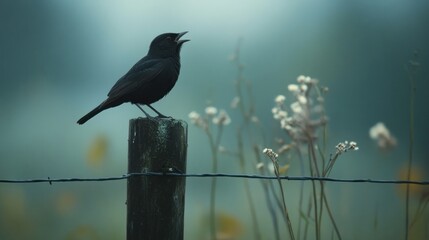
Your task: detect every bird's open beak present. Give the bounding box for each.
[175,31,190,45]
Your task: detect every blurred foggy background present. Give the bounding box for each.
[0,1,428,239]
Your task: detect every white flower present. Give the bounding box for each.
[297,75,306,83]
[230,97,240,109]
[273,74,328,143]
[218,146,226,153]
[273,109,287,120]
[267,162,290,175]
[369,122,388,139]
[290,102,303,114]
[349,141,359,150]
[275,95,286,104]
[251,116,259,123]
[272,107,279,114]
[335,142,347,154]
[188,111,207,129]
[212,109,231,126]
[268,162,275,174]
[188,111,200,123]
[205,106,218,116]
[288,84,299,92]
[272,106,288,120]
[262,148,279,159]
[336,140,359,154]
[280,118,288,129]
[297,95,307,104]
[369,122,397,150]
[284,124,293,131]
[256,162,264,170]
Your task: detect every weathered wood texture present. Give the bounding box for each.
[127,118,188,240]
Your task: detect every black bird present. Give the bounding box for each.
[77,32,189,125]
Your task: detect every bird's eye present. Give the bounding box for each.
[165,36,172,41]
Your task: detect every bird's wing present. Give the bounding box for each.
[107,58,166,98]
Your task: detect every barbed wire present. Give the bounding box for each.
[0,172,428,185]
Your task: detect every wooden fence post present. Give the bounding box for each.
[127,118,188,240]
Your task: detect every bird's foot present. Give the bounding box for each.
[135,104,154,119]
[147,104,173,119]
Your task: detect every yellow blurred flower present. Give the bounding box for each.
[397,165,428,198]
[0,187,36,238]
[65,225,100,240]
[55,191,78,215]
[86,134,109,168]
[216,212,243,240]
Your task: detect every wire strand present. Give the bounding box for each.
[0,172,428,185]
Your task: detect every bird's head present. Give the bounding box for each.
[148,32,189,58]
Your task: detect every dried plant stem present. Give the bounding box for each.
[405,53,418,240]
[237,132,262,240]
[307,143,320,240]
[267,154,296,240]
[323,153,340,177]
[206,126,223,240]
[254,148,281,240]
[253,145,283,240]
[319,119,342,240]
[303,196,313,240]
[296,149,306,240]
[309,140,342,240]
[208,135,217,240]
[321,185,342,239]
[278,180,296,240]
[310,180,319,240]
[242,178,262,239]
[319,147,343,240]
[310,142,325,240]
[232,41,263,240]
[209,170,217,240]
[264,182,281,240]
[410,198,429,229]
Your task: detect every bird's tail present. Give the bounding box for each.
[77,97,123,125]
[77,105,104,125]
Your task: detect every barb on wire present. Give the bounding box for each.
[0,172,428,185]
